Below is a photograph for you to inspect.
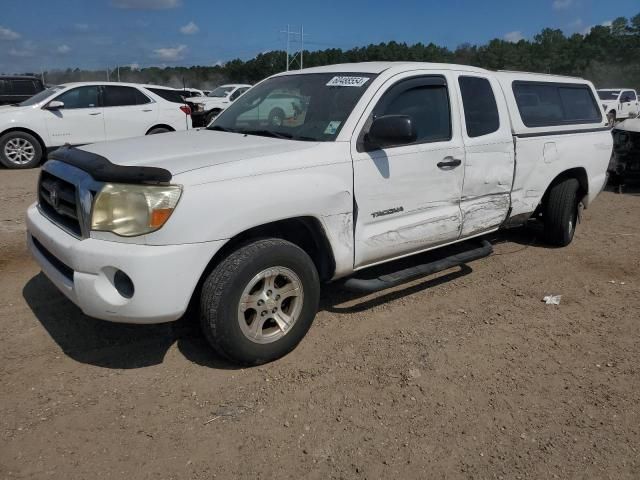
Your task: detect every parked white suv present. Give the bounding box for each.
[0,82,191,169]
[187,84,251,126]
[597,88,639,124]
[27,63,611,364]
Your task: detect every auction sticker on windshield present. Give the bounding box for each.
[326,76,370,87]
[324,121,342,135]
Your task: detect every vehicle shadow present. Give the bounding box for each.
[22,273,240,370]
[21,228,555,370]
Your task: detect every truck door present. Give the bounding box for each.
[351,72,465,268]
[620,90,638,118]
[455,74,514,237]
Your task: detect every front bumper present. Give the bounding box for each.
[26,203,225,324]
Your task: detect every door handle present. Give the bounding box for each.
[142,109,153,112]
[437,157,462,169]
[88,112,101,116]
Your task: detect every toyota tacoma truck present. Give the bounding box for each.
[27,62,612,365]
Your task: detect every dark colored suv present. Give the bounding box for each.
[0,76,45,105]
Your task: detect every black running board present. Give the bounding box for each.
[341,240,493,294]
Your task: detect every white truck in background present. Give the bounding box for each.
[27,62,612,365]
[187,84,252,126]
[597,88,639,124]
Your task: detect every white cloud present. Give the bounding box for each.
[567,18,584,30]
[56,44,71,54]
[581,20,613,35]
[180,21,199,35]
[553,0,574,10]
[9,47,34,57]
[0,26,21,41]
[130,62,141,70]
[151,44,187,61]
[504,31,524,42]
[111,0,181,9]
[74,23,90,32]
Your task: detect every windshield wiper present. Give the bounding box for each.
[242,130,294,140]
[206,125,236,133]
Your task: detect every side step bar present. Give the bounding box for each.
[341,240,493,294]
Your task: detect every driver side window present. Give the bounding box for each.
[371,77,451,146]
[54,86,100,109]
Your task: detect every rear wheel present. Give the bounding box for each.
[205,109,221,125]
[200,239,320,365]
[0,131,43,169]
[543,178,580,247]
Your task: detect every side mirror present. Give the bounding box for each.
[365,115,417,150]
[46,100,64,110]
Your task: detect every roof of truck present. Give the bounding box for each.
[275,62,592,85]
[277,62,492,75]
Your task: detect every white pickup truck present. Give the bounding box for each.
[27,62,612,364]
[597,88,640,124]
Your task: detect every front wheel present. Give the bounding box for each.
[543,178,579,247]
[200,239,320,365]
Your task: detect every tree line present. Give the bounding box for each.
[44,13,640,91]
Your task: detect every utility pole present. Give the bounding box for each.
[280,25,308,71]
[117,65,120,82]
[106,67,110,81]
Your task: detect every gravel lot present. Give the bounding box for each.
[1,168,639,479]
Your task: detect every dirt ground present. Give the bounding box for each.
[1,168,639,480]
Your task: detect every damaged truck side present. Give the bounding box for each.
[27,62,612,364]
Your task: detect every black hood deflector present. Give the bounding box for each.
[49,145,172,184]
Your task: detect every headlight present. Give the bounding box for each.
[91,183,182,237]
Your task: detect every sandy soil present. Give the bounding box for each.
[1,168,639,479]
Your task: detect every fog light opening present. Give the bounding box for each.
[114,270,134,299]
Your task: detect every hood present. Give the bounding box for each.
[616,118,640,133]
[78,129,319,176]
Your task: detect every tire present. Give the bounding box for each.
[543,178,580,247]
[607,111,616,127]
[0,131,43,169]
[147,127,171,135]
[268,108,285,127]
[205,109,221,125]
[200,238,320,365]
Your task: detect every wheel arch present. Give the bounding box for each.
[145,124,175,135]
[186,216,338,316]
[541,167,589,210]
[0,126,47,155]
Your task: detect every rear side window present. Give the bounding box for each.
[103,86,150,106]
[12,80,37,95]
[148,88,185,104]
[513,81,602,127]
[373,77,451,144]
[459,76,500,137]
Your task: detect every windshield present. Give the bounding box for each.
[208,73,376,142]
[597,90,620,100]
[19,85,64,106]
[208,86,235,97]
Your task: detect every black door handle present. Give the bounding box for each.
[437,158,462,169]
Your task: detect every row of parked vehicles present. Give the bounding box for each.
[0,76,326,169]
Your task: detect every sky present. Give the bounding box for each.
[0,0,638,73]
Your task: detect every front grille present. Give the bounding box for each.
[38,170,82,237]
[32,236,74,283]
